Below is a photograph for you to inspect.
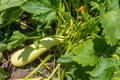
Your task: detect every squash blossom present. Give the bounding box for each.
[78,5,86,14]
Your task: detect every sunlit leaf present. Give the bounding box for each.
[100,0,120,45]
[0,0,26,12]
[89,58,120,80]
[72,39,97,67]
[21,0,59,24]
[72,37,107,67]
[32,11,56,24]
[107,0,119,10]
[21,1,54,15]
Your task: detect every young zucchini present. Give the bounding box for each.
[10,36,64,67]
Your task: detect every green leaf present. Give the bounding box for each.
[0,68,9,80]
[32,11,56,24]
[92,37,107,53]
[21,1,54,15]
[57,52,74,64]
[5,7,22,25]
[90,1,100,10]
[58,53,90,80]
[0,0,26,12]
[72,37,107,67]
[89,58,120,80]
[0,7,22,28]
[7,31,27,50]
[64,65,82,80]
[107,0,119,10]
[100,0,120,45]
[0,43,7,52]
[21,0,59,24]
[64,64,91,80]
[10,31,26,40]
[49,0,60,8]
[72,39,97,67]
[0,0,25,26]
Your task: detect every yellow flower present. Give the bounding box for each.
[78,5,86,14]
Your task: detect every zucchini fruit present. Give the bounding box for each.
[10,36,64,67]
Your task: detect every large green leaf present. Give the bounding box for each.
[21,0,59,24]
[0,0,26,12]
[21,1,54,15]
[89,58,120,80]
[64,64,90,80]
[58,52,91,80]
[32,11,56,24]
[107,0,119,10]
[72,39,97,67]
[0,0,26,26]
[72,38,106,67]
[100,0,120,45]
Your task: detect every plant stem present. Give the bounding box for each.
[24,55,52,80]
[66,19,73,34]
[59,0,62,11]
[63,0,70,12]
[58,11,66,23]
[38,57,52,72]
[16,20,35,30]
[47,64,61,80]
[80,16,99,31]
[26,36,41,39]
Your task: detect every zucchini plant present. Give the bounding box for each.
[0,0,120,80]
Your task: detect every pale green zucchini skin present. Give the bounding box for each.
[10,36,64,67]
